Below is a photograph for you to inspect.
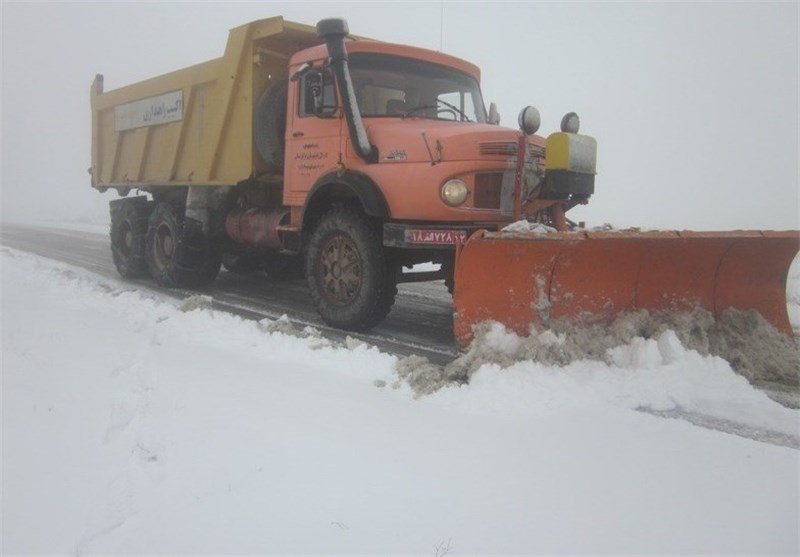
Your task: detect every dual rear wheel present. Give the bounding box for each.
[110,199,398,330]
[145,203,221,288]
[109,197,150,278]
[110,198,220,288]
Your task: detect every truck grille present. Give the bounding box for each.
[480,141,517,156]
[473,172,504,209]
[479,141,545,158]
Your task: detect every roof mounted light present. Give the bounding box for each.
[561,112,580,134]
[518,106,541,136]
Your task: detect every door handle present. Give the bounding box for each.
[292,131,305,138]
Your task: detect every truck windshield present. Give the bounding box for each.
[349,53,486,123]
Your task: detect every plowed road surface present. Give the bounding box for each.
[0,223,459,364]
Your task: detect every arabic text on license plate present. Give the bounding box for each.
[405,229,467,245]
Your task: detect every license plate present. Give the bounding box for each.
[404,229,468,245]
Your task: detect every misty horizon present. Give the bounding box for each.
[1,1,798,230]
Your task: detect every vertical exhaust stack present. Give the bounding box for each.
[316,18,378,163]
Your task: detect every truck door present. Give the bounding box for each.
[284,66,342,205]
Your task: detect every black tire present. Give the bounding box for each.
[306,207,397,331]
[264,253,304,281]
[254,79,288,171]
[222,253,261,274]
[145,203,221,288]
[110,197,152,278]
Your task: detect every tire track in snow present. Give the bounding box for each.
[76,330,166,554]
[639,407,799,449]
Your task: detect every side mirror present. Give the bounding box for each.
[305,72,325,115]
[488,102,500,125]
[518,105,540,136]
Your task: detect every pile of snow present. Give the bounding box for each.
[451,308,799,387]
[501,220,556,234]
[2,247,799,554]
[424,322,796,431]
[397,318,798,437]
[500,220,641,234]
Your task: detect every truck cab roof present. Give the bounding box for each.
[290,40,481,82]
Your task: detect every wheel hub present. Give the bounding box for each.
[123,227,133,251]
[319,234,361,305]
[162,234,174,257]
[154,224,175,270]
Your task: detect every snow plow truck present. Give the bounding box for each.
[90,17,799,344]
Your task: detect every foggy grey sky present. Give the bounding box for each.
[1,1,797,229]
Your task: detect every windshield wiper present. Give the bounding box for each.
[401,99,472,122]
[436,98,472,122]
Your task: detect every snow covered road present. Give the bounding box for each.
[2,246,798,554]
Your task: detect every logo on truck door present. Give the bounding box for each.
[383,149,407,161]
[115,90,183,131]
[295,142,329,175]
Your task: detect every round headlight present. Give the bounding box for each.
[441,179,468,206]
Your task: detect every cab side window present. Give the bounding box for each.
[299,70,337,118]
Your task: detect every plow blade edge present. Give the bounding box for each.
[452,230,799,346]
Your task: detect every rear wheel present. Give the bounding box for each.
[110,197,151,278]
[146,203,221,288]
[306,207,397,331]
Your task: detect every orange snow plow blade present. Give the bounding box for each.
[453,230,799,346]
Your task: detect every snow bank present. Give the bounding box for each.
[459,308,799,387]
[402,256,799,419]
[398,316,799,437]
[2,247,798,555]
[400,250,800,437]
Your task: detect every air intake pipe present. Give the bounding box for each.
[316,18,378,163]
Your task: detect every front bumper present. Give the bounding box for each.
[383,222,497,249]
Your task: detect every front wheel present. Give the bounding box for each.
[305,207,397,331]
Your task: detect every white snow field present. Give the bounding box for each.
[2,247,798,555]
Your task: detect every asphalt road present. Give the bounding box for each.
[0,223,460,365]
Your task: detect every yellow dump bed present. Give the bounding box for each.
[90,17,321,191]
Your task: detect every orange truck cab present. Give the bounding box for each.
[96,17,597,332]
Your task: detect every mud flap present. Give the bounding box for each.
[452,229,800,346]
